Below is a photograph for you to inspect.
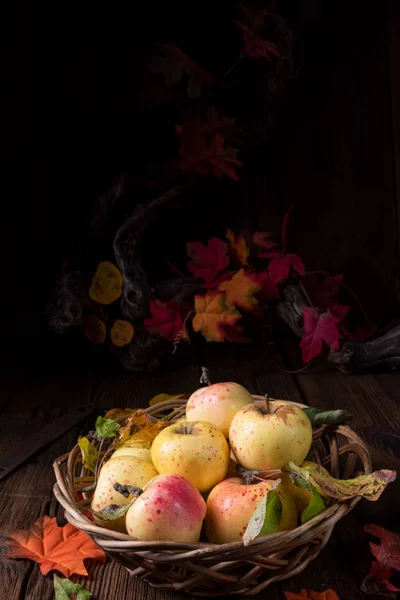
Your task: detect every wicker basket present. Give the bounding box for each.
[53,396,372,596]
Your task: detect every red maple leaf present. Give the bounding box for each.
[364,525,400,593]
[305,275,349,320]
[187,237,229,283]
[266,252,305,284]
[235,21,280,60]
[144,299,183,342]
[255,270,279,299]
[148,43,214,98]
[300,307,341,363]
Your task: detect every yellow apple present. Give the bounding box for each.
[186,382,253,437]
[111,446,152,462]
[229,399,312,471]
[126,473,206,542]
[204,477,297,544]
[151,420,229,492]
[91,455,157,532]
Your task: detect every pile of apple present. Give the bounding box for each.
[91,382,314,544]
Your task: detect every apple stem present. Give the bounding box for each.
[264,394,270,414]
[178,423,195,435]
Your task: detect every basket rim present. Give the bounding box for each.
[53,395,372,554]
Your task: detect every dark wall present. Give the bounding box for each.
[2,1,399,363]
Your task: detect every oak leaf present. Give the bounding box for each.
[192,291,241,342]
[148,43,213,98]
[300,308,341,363]
[110,319,134,347]
[6,516,105,577]
[187,237,229,283]
[235,21,280,60]
[218,269,262,313]
[144,299,183,342]
[113,409,169,449]
[89,261,123,305]
[226,229,249,266]
[363,524,400,593]
[83,316,106,345]
[284,590,340,600]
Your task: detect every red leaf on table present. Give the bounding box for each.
[6,516,105,577]
[364,524,400,593]
[226,229,249,267]
[266,252,305,284]
[300,307,341,363]
[187,237,229,283]
[305,275,349,320]
[144,299,183,342]
[148,43,213,98]
[284,590,340,599]
[235,21,280,60]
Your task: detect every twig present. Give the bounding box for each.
[200,366,211,386]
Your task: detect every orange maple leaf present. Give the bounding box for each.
[284,590,340,600]
[218,269,263,314]
[226,229,249,267]
[6,516,106,577]
[192,291,241,342]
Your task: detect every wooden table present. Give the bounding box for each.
[1,343,399,599]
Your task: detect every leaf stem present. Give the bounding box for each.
[223,53,244,80]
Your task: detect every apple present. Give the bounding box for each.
[111,446,152,462]
[91,455,157,532]
[281,473,312,515]
[151,420,229,492]
[186,382,253,437]
[126,473,206,542]
[229,399,312,471]
[204,477,297,544]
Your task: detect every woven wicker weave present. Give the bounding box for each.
[53,396,372,596]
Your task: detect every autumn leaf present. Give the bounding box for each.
[148,43,214,98]
[300,308,341,363]
[286,461,396,502]
[305,275,349,320]
[89,261,123,305]
[235,21,280,60]
[77,437,98,472]
[149,393,188,407]
[192,291,241,342]
[187,237,229,283]
[177,107,235,140]
[226,230,249,267]
[252,231,276,253]
[179,132,242,180]
[266,252,305,284]
[83,316,106,345]
[104,407,133,420]
[113,409,169,449]
[218,269,263,314]
[54,574,92,600]
[363,525,400,593]
[6,516,106,577]
[302,407,353,427]
[110,319,134,347]
[242,481,281,546]
[284,589,340,600]
[252,270,278,300]
[144,299,183,342]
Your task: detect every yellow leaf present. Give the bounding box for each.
[89,261,123,305]
[218,269,262,313]
[192,291,241,342]
[113,409,170,449]
[78,437,98,472]
[110,319,134,347]
[84,316,106,344]
[226,229,249,267]
[149,393,188,407]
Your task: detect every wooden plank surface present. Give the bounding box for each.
[0,348,398,600]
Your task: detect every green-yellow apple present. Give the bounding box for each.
[204,477,297,544]
[151,420,229,492]
[126,473,206,542]
[229,399,312,470]
[186,382,253,437]
[91,455,157,532]
[111,446,152,462]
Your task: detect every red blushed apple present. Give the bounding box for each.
[229,399,312,471]
[186,382,253,437]
[204,477,297,544]
[125,473,206,542]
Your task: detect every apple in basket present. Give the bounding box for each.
[151,420,229,493]
[91,456,157,533]
[204,476,297,544]
[186,382,253,437]
[111,445,152,462]
[229,398,312,471]
[126,473,206,542]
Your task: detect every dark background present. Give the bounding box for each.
[3,0,399,366]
